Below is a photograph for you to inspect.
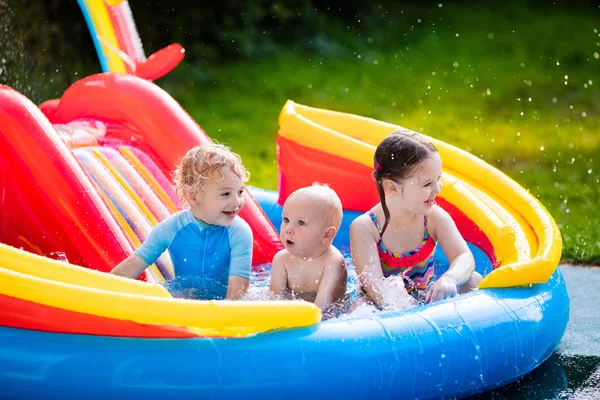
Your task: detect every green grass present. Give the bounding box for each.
[159,2,600,265]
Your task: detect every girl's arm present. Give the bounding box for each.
[350,215,387,308]
[426,207,475,303]
[110,254,150,278]
[313,250,347,311]
[269,251,289,294]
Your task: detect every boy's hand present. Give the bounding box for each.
[425,276,458,304]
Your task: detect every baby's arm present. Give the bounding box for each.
[313,249,347,311]
[111,254,149,278]
[350,215,387,308]
[426,207,475,303]
[269,250,289,294]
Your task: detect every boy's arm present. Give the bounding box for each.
[226,275,250,300]
[314,251,347,311]
[117,215,174,279]
[227,218,253,300]
[269,251,288,294]
[110,254,150,279]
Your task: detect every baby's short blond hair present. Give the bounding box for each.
[173,143,249,205]
[286,183,343,231]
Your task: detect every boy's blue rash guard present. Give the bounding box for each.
[135,210,253,299]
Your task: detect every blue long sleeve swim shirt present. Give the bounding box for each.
[135,210,253,299]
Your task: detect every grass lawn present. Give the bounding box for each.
[159,3,599,264]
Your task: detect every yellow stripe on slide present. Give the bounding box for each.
[0,262,321,337]
[92,149,160,226]
[104,0,126,6]
[82,0,127,73]
[0,243,170,297]
[96,189,167,284]
[119,147,179,213]
[279,101,562,288]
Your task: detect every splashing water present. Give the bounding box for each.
[240,252,419,320]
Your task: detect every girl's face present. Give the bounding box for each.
[385,153,443,216]
[190,167,246,226]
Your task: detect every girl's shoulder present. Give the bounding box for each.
[425,205,453,241]
[350,208,381,238]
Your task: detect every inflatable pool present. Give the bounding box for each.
[0,1,568,398]
[0,76,569,399]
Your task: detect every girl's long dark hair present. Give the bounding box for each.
[373,130,438,237]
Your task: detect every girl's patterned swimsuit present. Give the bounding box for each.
[368,212,437,299]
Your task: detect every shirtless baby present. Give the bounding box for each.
[270,184,347,313]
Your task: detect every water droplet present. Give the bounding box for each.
[453,61,459,68]
[588,169,593,174]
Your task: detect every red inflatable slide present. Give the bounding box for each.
[0,73,282,281]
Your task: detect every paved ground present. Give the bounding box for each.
[469,265,600,399]
[558,265,600,358]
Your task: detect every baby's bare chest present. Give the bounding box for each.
[285,261,324,293]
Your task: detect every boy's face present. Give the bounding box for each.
[280,197,331,258]
[190,167,246,226]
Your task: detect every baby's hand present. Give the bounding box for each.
[425,276,458,304]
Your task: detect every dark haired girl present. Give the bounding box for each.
[350,131,482,309]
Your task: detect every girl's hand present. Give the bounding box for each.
[425,276,458,304]
[382,276,417,310]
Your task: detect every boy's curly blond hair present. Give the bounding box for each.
[173,143,249,205]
